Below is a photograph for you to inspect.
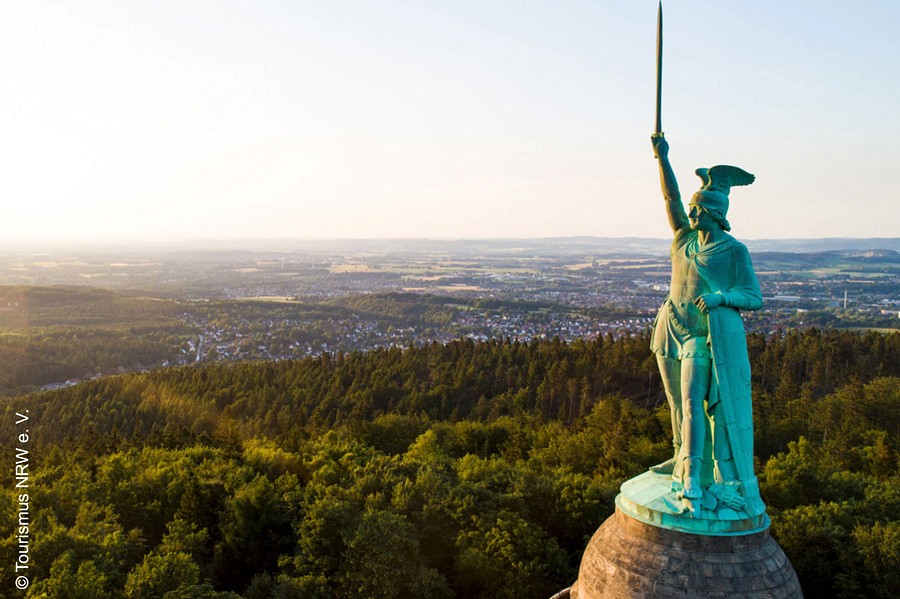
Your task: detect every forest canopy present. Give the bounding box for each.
[0,329,897,598]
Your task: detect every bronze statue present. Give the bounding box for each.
[604,2,768,532]
[648,133,764,519]
[562,6,803,596]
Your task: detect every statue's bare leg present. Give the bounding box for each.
[680,357,711,499]
[651,355,682,474]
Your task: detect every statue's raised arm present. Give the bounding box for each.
[651,134,688,234]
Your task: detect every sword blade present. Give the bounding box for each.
[655,1,663,134]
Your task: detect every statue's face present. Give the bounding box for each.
[688,204,716,232]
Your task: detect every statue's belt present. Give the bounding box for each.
[664,297,709,338]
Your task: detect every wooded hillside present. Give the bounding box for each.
[0,329,897,598]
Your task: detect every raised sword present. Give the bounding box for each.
[655,1,663,136]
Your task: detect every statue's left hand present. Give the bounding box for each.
[693,293,724,313]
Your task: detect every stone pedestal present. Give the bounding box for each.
[569,508,802,599]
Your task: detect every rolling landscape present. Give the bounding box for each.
[0,238,897,597]
[1,238,897,393]
[5,2,899,597]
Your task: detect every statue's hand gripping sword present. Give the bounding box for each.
[655,1,663,137]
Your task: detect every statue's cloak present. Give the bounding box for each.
[689,232,764,509]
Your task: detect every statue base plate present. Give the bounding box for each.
[569,508,803,599]
[617,471,768,535]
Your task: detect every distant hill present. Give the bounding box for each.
[752,249,900,268]
[5,237,896,256]
[743,238,900,253]
[0,286,192,393]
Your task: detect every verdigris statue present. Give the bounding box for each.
[560,5,804,594]
[557,3,802,593]
[615,134,767,534]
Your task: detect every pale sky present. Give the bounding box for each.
[1,1,898,243]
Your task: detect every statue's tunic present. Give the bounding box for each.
[651,229,761,361]
[651,228,712,359]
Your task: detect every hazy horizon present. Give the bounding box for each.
[1,234,897,256]
[3,1,899,242]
